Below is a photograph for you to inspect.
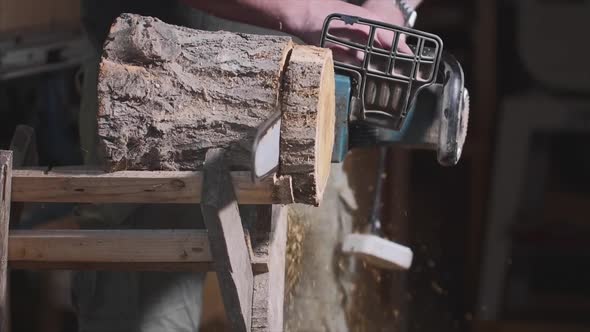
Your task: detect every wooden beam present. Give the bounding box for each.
[0,151,13,332]
[201,149,253,332]
[251,205,288,332]
[11,167,292,204]
[6,228,270,273]
[9,261,212,272]
[8,229,210,264]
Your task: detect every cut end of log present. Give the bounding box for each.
[280,46,335,205]
[315,50,336,203]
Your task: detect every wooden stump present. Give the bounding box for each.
[97,13,335,205]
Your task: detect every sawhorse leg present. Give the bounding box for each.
[0,151,13,332]
[202,148,254,332]
[250,205,288,332]
[202,148,289,332]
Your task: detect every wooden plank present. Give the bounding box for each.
[0,151,12,332]
[9,261,212,272]
[11,167,292,204]
[201,149,253,332]
[251,205,288,332]
[6,227,266,273]
[8,229,210,264]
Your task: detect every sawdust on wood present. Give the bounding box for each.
[285,208,308,302]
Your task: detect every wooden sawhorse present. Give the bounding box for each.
[0,148,290,332]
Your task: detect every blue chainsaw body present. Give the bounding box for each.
[332,74,436,163]
[332,74,352,163]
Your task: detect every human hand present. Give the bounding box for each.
[186,0,416,60]
[286,0,414,65]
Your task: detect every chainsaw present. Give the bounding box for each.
[252,14,470,270]
[252,14,469,178]
[323,14,469,166]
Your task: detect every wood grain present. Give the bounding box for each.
[11,167,292,204]
[280,45,335,205]
[97,14,293,172]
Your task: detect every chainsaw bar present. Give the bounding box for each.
[251,110,282,182]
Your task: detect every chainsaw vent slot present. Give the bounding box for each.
[364,78,406,118]
[392,57,415,80]
[368,53,390,74]
[417,61,435,82]
[422,39,439,59]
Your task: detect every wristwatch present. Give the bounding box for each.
[396,0,417,27]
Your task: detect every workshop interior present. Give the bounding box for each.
[1,0,589,331]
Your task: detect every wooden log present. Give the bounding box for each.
[11,167,293,204]
[0,151,12,332]
[97,13,292,172]
[280,46,335,204]
[97,13,334,204]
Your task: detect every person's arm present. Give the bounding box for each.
[183,0,413,47]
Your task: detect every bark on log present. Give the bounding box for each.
[97,13,334,205]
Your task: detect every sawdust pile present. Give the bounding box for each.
[285,208,308,300]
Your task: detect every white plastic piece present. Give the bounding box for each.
[342,233,413,270]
